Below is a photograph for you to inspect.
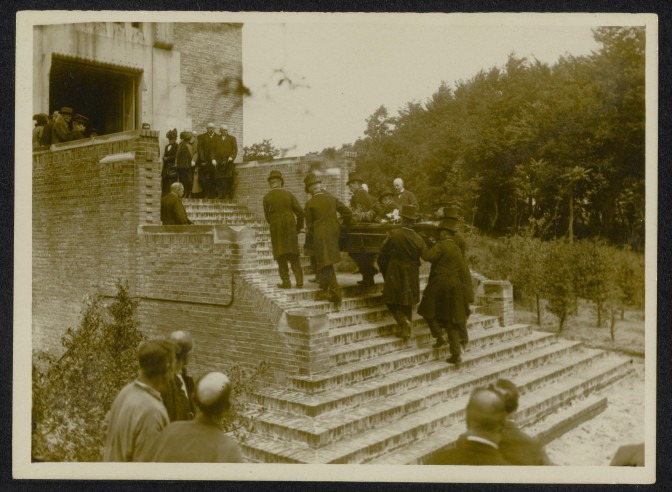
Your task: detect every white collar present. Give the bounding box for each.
[466,435,499,449]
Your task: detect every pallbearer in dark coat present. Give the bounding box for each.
[347,171,379,287]
[418,217,473,364]
[377,205,427,338]
[304,173,352,307]
[263,170,305,289]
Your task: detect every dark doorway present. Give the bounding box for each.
[49,56,142,136]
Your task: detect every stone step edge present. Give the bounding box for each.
[246,355,631,464]
[252,339,587,439]
[254,337,588,418]
[288,325,546,387]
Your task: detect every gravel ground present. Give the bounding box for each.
[515,302,648,466]
[543,357,646,466]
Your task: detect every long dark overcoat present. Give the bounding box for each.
[417,238,474,323]
[378,226,426,306]
[263,188,304,259]
[214,135,238,179]
[160,192,191,225]
[304,191,351,270]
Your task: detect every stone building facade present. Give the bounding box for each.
[33,22,243,154]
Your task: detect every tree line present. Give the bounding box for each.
[336,27,644,249]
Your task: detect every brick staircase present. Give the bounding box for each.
[183,199,636,464]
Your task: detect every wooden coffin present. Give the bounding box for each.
[339,222,440,254]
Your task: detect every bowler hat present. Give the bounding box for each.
[400,204,418,220]
[59,107,73,115]
[438,205,460,219]
[268,170,284,186]
[438,217,458,232]
[346,171,364,186]
[304,173,322,192]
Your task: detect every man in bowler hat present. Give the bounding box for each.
[263,170,305,289]
[347,171,379,287]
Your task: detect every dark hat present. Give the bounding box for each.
[304,173,322,192]
[138,338,176,378]
[346,171,364,186]
[59,106,73,115]
[73,114,89,124]
[378,187,395,200]
[437,205,460,219]
[33,113,49,125]
[400,204,418,220]
[438,217,458,232]
[166,128,178,140]
[267,170,284,185]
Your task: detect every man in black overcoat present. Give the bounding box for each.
[161,182,192,225]
[393,177,419,209]
[197,122,218,198]
[377,205,426,338]
[263,170,305,289]
[347,172,379,287]
[161,331,196,422]
[304,173,352,306]
[214,125,238,200]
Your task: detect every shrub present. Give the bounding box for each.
[541,240,577,332]
[571,240,618,328]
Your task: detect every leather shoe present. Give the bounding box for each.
[277,282,291,289]
[296,283,304,288]
[432,337,447,348]
[446,355,462,365]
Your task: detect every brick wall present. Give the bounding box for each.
[32,131,162,353]
[173,23,243,152]
[135,225,303,380]
[236,157,355,220]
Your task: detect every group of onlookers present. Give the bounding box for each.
[33,107,95,149]
[161,122,238,199]
[103,330,243,463]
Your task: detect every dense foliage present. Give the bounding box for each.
[469,234,644,335]
[32,281,268,462]
[243,138,281,162]
[339,27,645,248]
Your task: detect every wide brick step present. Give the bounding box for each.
[287,327,552,394]
[369,353,634,464]
[329,315,500,366]
[246,349,632,463]
[252,339,587,449]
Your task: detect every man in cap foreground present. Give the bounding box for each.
[304,173,352,307]
[425,387,510,465]
[140,372,244,463]
[489,378,552,465]
[377,204,426,338]
[418,216,474,363]
[264,170,305,289]
[103,339,176,461]
[161,331,196,422]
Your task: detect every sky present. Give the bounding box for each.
[241,15,604,157]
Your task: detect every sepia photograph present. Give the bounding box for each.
[13,10,658,483]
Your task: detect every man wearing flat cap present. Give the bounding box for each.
[264,170,305,289]
[304,173,352,306]
[378,204,427,338]
[418,216,474,363]
[214,124,238,200]
[51,106,75,144]
[140,372,243,462]
[103,338,176,461]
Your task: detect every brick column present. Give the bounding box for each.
[476,280,514,327]
[283,309,332,376]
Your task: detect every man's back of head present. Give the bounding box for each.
[466,387,508,437]
[170,330,194,364]
[195,372,233,422]
[138,339,176,383]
